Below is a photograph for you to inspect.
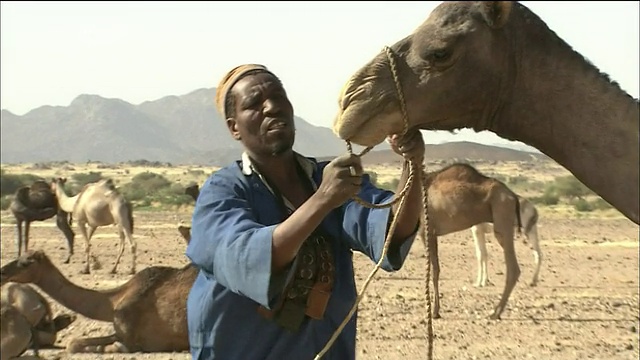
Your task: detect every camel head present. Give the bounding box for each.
[333,1,514,147]
[185,184,200,202]
[50,177,68,192]
[0,250,49,286]
[177,225,192,244]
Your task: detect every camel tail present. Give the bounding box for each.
[126,201,134,235]
[515,196,523,236]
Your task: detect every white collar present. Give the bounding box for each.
[241,151,318,211]
[241,151,315,179]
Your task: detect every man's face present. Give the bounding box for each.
[226,72,295,157]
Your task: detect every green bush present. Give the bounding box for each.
[69,172,104,193]
[507,175,529,186]
[532,186,560,205]
[590,198,613,211]
[0,170,44,196]
[572,198,594,212]
[0,196,12,210]
[554,175,593,200]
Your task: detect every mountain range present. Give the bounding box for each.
[1,88,543,166]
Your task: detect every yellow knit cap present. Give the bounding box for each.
[215,64,274,118]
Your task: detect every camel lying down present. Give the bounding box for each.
[0,226,195,354]
[1,283,76,359]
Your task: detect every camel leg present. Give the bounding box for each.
[24,221,30,254]
[15,220,23,257]
[489,226,521,320]
[56,211,75,264]
[111,228,126,274]
[127,231,137,275]
[122,209,136,275]
[86,227,102,271]
[471,225,490,287]
[67,334,130,353]
[527,226,542,287]
[77,222,92,274]
[427,232,441,319]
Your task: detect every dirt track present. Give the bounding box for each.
[1,211,638,360]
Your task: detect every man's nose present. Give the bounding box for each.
[263,98,281,115]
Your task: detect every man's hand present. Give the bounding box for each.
[387,130,425,161]
[316,153,363,209]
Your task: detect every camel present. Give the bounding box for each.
[1,282,76,359]
[413,163,522,319]
[333,1,639,225]
[184,184,200,202]
[471,196,541,288]
[0,227,195,354]
[9,181,75,263]
[51,178,136,275]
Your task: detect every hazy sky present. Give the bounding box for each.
[1,1,638,147]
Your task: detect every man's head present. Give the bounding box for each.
[215,64,296,158]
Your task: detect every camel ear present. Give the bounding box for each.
[479,1,512,29]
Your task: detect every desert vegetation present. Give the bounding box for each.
[0,161,218,212]
[0,159,617,218]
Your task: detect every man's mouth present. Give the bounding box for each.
[267,122,287,132]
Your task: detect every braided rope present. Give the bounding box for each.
[314,46,434,360]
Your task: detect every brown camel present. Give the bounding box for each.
[1,282,76,359]
[471,196,541,288]
[414,163,522,319]
[9,181,75,263]
[333,1,639,225]
[0,244,195,353]
[51,178,136,275]
[184,184,200,202]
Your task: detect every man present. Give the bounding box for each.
[185,64,426,359]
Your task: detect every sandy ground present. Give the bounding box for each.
[1,211,638,360]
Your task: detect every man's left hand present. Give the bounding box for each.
[387,130,425,161]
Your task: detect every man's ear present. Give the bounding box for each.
[226,118,241,140]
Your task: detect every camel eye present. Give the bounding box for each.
[431,49,451,62]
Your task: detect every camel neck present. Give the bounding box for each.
[492,8,639,224]
[54,183,79,213]
[36,259,117,322]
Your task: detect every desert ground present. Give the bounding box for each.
[1,160,638,360]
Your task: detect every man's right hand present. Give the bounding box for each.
[316,153,364,209]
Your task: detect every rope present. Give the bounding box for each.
[314,46,434,360]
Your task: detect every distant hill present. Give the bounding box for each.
[343,141,550,166]
[1,89,547,166]
[0,88,347,166]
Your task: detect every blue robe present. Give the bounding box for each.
[186,153,417,360]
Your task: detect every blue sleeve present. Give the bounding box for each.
[341,174,417,271]
[185,170,288,309]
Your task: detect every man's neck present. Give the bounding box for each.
[248,150,298,184]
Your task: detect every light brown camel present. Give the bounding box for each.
[471,196,541,288]
[0,243,195,353]
[1,282,76,359]
[414,163,522,319]
[333,1,639,225]
[51,178,136,275]
[9,181,75,263]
